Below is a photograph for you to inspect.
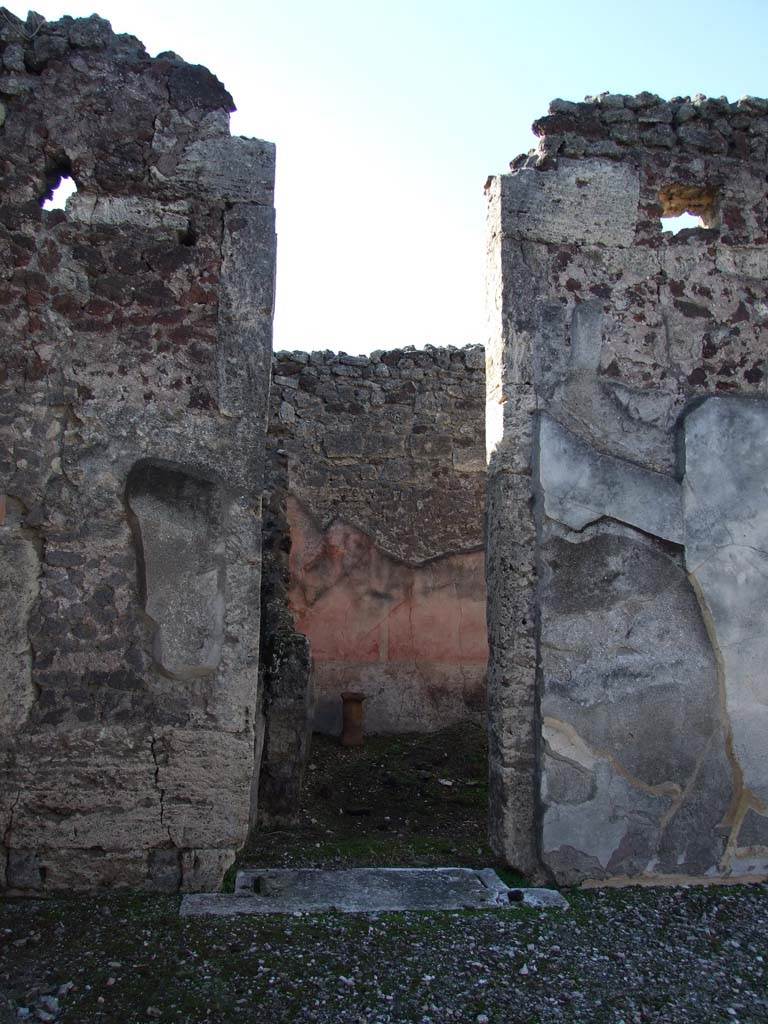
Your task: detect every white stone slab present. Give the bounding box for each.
[179,867,569,916]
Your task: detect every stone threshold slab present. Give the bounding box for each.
[180,867,569,916]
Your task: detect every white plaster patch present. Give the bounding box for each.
[684,396,768,808]
[538,415,684,543]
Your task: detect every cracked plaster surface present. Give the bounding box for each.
[486,97,768,885]
[539,415,683,543]
[537,398,768,882]
[683,397,768,873]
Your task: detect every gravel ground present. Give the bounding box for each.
[2,883,768,1023]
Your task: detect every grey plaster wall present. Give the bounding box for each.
[0,12,275,892]
[486,93,768,885]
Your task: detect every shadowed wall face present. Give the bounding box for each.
[264,346,487,736]
[127,464,226,679]
[0,11,275,893]
[486,92,768,885]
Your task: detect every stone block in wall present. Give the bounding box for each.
[486,94,768,885]
[164,136,275,205]
[452,445,486,474]
[498,160,639,246]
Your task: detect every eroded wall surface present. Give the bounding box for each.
[486,93,768,884]
[0,11,275,891]
[256,443,312,828]
[266,346,487,735]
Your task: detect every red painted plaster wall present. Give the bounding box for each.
[287,498,487,734]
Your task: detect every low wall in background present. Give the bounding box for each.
[264,345,487,736]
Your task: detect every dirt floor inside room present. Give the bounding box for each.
[241,724,505,878]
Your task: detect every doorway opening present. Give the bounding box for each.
[244,344,502,877]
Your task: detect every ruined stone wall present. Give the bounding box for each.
[486,92,768,884]
[0,11,275,892]
[266,345,487,735]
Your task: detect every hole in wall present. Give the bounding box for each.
[659,184,718,233]
[661,211,706,233]
[41,173,77,211]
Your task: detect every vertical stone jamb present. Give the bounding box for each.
[484,177,541,877]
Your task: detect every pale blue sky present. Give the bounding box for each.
[14,0,768,352]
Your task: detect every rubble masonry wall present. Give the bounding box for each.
[0,10,275,892]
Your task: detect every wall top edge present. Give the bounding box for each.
[505,92,768,174]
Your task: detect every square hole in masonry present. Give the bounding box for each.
[659,184,718,233]
[41,173,77,210]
